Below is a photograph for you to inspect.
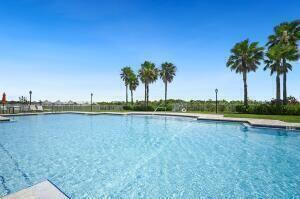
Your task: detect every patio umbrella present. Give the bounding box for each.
[2,93,6,113]
[2,93,6,105]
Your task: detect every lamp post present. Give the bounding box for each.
[90,93,93,112]
[215,88,218,114]
[29,90,32,105]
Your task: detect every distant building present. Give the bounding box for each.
[54,100,64,105]
[66,100,77,105]
[42,100,52,105]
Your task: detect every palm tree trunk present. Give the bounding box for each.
[276,73,281,104]
[283,58,287,105]
[283,72,287,104]
[243,71,248,106]
[144,83,147,107]
[146,84,149,108]
[131,89,133,106]
[126,85,128,105]
[164,81,167,107]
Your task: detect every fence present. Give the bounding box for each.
[0,104,124,114]
[0,104,32,114]
[43,104,124,112]
[1,103,241,114]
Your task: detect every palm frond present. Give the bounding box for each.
[227,39,264,74]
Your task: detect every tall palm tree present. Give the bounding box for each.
[267,20,300,104]
[120,66,133,105]
[264,44,298,104]
[128,73,139,106]
[264,45,284,103]
[280,44,300,87]
[160,62,177,106]
[226,39,264,106]
[138,61,158,108]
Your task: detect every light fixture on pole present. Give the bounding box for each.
[91,93,93,112]
[215,88,218,114]
[29,90,32,105]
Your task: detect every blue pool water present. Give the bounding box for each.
[0,114,299,198]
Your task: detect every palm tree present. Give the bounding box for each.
[160,62,177,106]
[267,20,300,104]
[120,66,133,105]
[277,44,300,97]
[128,73,139,106]
[138,61,159,108]
[264,44,298,104]
[226,39,264,106]
[264,45,284,103]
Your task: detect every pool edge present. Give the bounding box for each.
[1,111,300,131]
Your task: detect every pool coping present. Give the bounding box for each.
[2,180,69,199]
[1,111,300,130]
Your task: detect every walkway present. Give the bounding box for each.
[2,180,69,199]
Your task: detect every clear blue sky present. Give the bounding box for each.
[0,0,299,102]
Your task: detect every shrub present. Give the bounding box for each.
[218,104,226,112]
[250,104,271,114]
[132,105,155,111]
[123,105,133,110]
[235,105,248,113]
[154,104,172,111]
[124,104,172,112]
[166,104,173,111]
[285,105,300,115]
[235,104,300,115]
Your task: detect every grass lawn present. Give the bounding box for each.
[187,111,221,114]
[93,110,130,112]
[224,113,300,123]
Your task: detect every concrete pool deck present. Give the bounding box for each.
[133,112,300,130]
[52,111,300,130]
[2,180,69,199]
[1,111,300,130]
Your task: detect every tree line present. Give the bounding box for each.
[120,20,299,110]
[121,61,176,108]
[227,20,300,106]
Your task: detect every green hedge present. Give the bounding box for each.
[185,103,240,113]
[123,105,172,111]
[123,105,155,111]
[235,104,300,115]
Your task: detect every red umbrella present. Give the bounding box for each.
[2,93,6,105]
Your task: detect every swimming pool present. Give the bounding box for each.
[0,114,299,198]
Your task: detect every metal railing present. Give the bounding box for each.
[0,104,124,114]
[1,103,243,114]
[43,104,124,112]
[1,104,33,114]
[153,104,167,114]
